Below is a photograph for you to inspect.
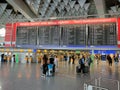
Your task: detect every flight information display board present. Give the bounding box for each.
[61,25,86,46]
[38,26,60,46]
[76,25,86,45]
[16,23,117,48]
[16,27,29,45]
[28,27,37,45]
[61,26,75,45]
[106,23,117,45]
[38,27,50,45]
[88,23,117,45]
[16,26,37,45]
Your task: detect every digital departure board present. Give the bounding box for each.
[16,26,37,45]
[76,25,86,45]
[28,27,37,45]
[88,23,117,45]
[38,27,50,45]
[16,27,29,45]
[61,26,75,45]
[88,24,104,45]
[106,23,117,45]
[16,23,117,48]
[50,26,60,45]
[38,26,60,45]
[61,25,86,46]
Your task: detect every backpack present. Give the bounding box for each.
[89,57,92,63]
[79,58,84,64]
[79,59,81,64]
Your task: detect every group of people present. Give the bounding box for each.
[41,54,58,77]
[77,54,93,73]
[107,54,119,66]
[1,54,16,62]
[25,56,33,63]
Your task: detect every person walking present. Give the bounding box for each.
[107,55,112,66]
[41,54,48,77]
[114,54,119,64]
[54,55,58,68]
[79,55,85,73]
[87,55,92,67]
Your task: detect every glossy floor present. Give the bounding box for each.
[0,60,119,90]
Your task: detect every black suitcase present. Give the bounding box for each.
[76,66,81,73]
[83,66,89,73]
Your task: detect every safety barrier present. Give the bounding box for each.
[84,77,119,90]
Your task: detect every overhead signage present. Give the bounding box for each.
[16,18,116,26]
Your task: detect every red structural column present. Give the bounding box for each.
[5,23,13,47]
[117,18,120,48]
[11,23,17,47]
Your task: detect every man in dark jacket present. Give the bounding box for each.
[79,55,85,73]
[107,55,112,66]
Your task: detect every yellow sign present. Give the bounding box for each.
[14,49,18,52]
[6,48,10,52]
[37,50,40,53]
[28,49,32,53]
[59,50,62,53]
[0,49,4,52]
[44,50,47,53]
[20,49,24,52]
[2,49,4,52]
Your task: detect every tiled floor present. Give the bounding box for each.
[0,60,119,90]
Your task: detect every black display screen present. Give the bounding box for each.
[16,27,37,45]
[16,23,117,48]
[61,25,86,46]
[38,26,60,45]
[88,23,117,45]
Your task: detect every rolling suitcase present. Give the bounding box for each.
[46,64,54,76]
[83,66,89,73]
[76,66,81,73]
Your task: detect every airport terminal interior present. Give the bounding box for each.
[1,0,120,90]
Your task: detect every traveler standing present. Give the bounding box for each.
[87,55,92,67]
[107,55,112,66]
[41,54,48,77]
[114,54,119,64]
[69,55,71,64]
[54,55,58,68]
[1,54,4,62]
[72,55,75,64]
[25,55,29,63]
[79,55,85,73]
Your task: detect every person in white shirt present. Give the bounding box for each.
[54,55,58,68]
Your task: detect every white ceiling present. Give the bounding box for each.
[0,0,120,28]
